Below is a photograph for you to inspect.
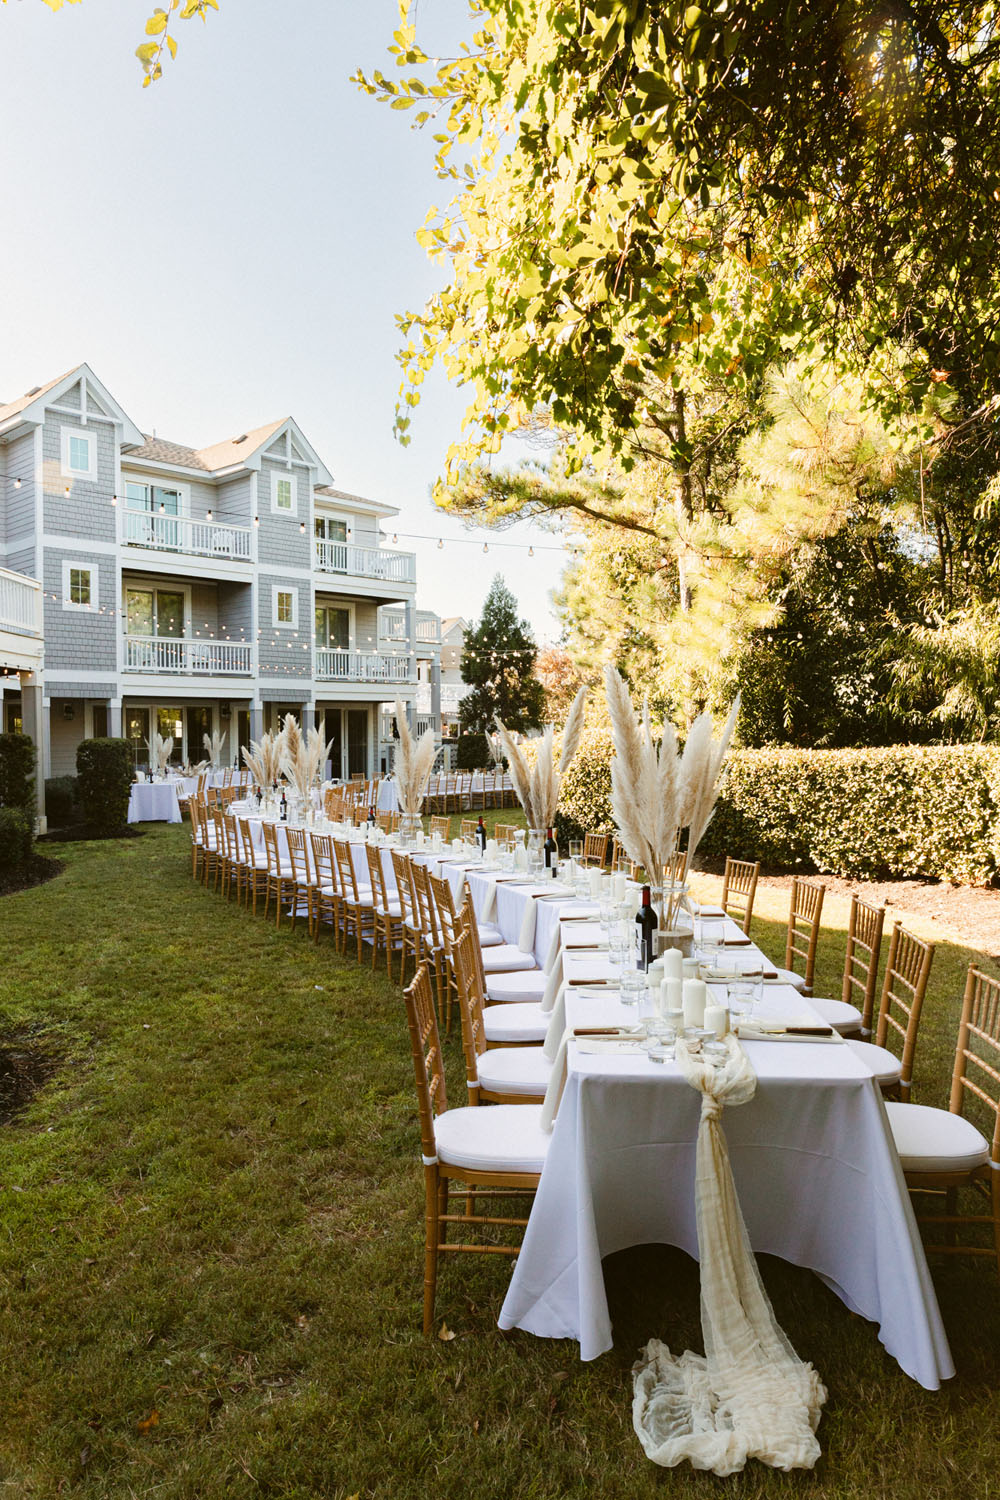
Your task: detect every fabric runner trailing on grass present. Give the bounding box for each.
[632,1033,826,1475]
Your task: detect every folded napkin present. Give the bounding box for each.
[736,1024,840,1044]
[517,886,571,953]
[481,880,500,921]
[541,957,564,1014]
[540,1030,570,1131]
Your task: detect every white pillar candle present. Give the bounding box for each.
[659,977,683,1018]
[588,867,603,898]
[613,872,627,902]
[682,978,707,1028]
[704,1004,729,1039]
[661,947,684,981]
[452,837,463,853]
[486,838,498,859]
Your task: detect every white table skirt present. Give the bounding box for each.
[128,782,182,824]
[377,781,399,813]
[498,984,954,1390]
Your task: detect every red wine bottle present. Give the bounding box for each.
[477,815,487,852]
[636,885,657,970]
[544,826,558,876]
[280,789,288,822]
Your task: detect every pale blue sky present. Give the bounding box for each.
[0,0,565,637]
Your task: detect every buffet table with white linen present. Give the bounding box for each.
[128,781,182,824]
[498,978,954,1390]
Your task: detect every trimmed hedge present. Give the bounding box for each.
[0,806,34,871]
[45,775,80,828]
[555,738,1000,885]
[0,731,36,813]
[76,738,133,836]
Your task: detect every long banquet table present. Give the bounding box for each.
[128,781,182,824]
[488,905,954,1390]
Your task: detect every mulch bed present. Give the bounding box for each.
[0,855,63,899]
[38,825,143,844]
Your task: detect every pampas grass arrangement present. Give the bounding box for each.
[496,685,588,830]
[604,665,738,926]
[242,730,282,789]
[281,723,331,805]
[392,697,438,820]
[147,732,173,774]
[203,727,228,768]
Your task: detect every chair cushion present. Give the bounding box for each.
[886,1102,990,1174]
[476,1046,552,1097]
[845,1039,902,1085]
[771,967,807,994]
[809,996,863,1035]
[481,944,538,975]
[482,1003,547,1043]
[433,1104,549,1174]
[478,923,504,948]
[486,969,550,1005]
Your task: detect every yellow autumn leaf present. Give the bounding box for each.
[166,33,178,57]
[437,1321,456,1342]
[136,41,159,64]
[145,9,168,35]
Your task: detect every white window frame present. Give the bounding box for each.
[272,585,299,630]
[314,511,350,542]
[122,477,190,516]
[62,558,99,613]
[315,600,354,650]
[271,469,297,516]
[60,426,97,482]
[122,579,192,638]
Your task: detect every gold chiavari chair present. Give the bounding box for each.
[333,838,377,961]
[391,849,424,980]
[235,816,268,916]
[720,856,760,937]
[452,925,551,1106]
[262,821,297,929]
[849,923,936,1099]
[309,832,342,947]
[841,894,887,1038]
[776,876,826,996]
[411,861,447,1021]
[460,818,478,841]
[429,815,451,841]
[582,832,609,867]
[494,823,518,849]
[402,963,548,1335]
[887,964,1000,1275]
[285,826,313,935]
[185,796,207,881]
[365,843,405,981]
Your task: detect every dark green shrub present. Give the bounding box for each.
[554,735,1000,884]
[0,732,36,812]
[0,807,33,870]
[76,738,133,836]
[456,733,491,771]
[45,776,80,828]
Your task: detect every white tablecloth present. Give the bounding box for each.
[377,781,399,812]
[128,782,182,824]
[498,982,954,1390]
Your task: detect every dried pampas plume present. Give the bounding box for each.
[203,727,228,768]
[604,665,738,922]
[393,697,438,817]
[242,729,281,788]
[497,686,588,829]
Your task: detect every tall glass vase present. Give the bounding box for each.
[527,826,545,872]
[399,809,422,846]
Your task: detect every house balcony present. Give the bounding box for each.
[123,635,253,675]
[378,608,441,648]
[0,566,44,671]
[315,649,415,684]
[314,541,416,587]
[120,510,254,566]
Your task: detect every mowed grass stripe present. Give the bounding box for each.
[0,824,996,1499]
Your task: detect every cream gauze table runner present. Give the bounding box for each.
[632,1034,826,1474]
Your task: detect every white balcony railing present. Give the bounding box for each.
[123,636,253,675]
[315,541,416,585]
[121,510,253,562]
[379,609,441,645]
[315,649,415,683]
[0,566,43,637]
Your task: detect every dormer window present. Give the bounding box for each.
[61,427,96,481]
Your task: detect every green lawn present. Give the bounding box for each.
[0,824,998,1499]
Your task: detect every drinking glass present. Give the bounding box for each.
[727,980,756,1022]
[568,839,583,861]
[620,968,644,1008]
[608,933,627,974]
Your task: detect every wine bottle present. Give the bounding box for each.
[544,826,558,876]
[368,804,377,826]
[476,815,487,853]
[636,885,657,971]
[280,789,288,822]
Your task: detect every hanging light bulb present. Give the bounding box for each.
[482,542,489,553]
[206,509,213,521]
[300,521,306,533]
[253,515,259,526]
[65,485,71,497]
[528,545,534,557]
[111,494,117,507]
[14,478,21,489]
[437,538,443,549]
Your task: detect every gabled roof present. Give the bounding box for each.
[441,616,467,634]
[315,484,399,519]
[193,419,288,475]
[0,363,144,445]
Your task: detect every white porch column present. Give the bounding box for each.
[108,698,123,737]
[250,702,264,741]
[18,671,48,831]
[430,656,442,736]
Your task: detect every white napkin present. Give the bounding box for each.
[541,957,564,1015]
[540,1029,570,1131]
[736,1023,840,1044]
[481,880,499,921]
[543,987,567,1055]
